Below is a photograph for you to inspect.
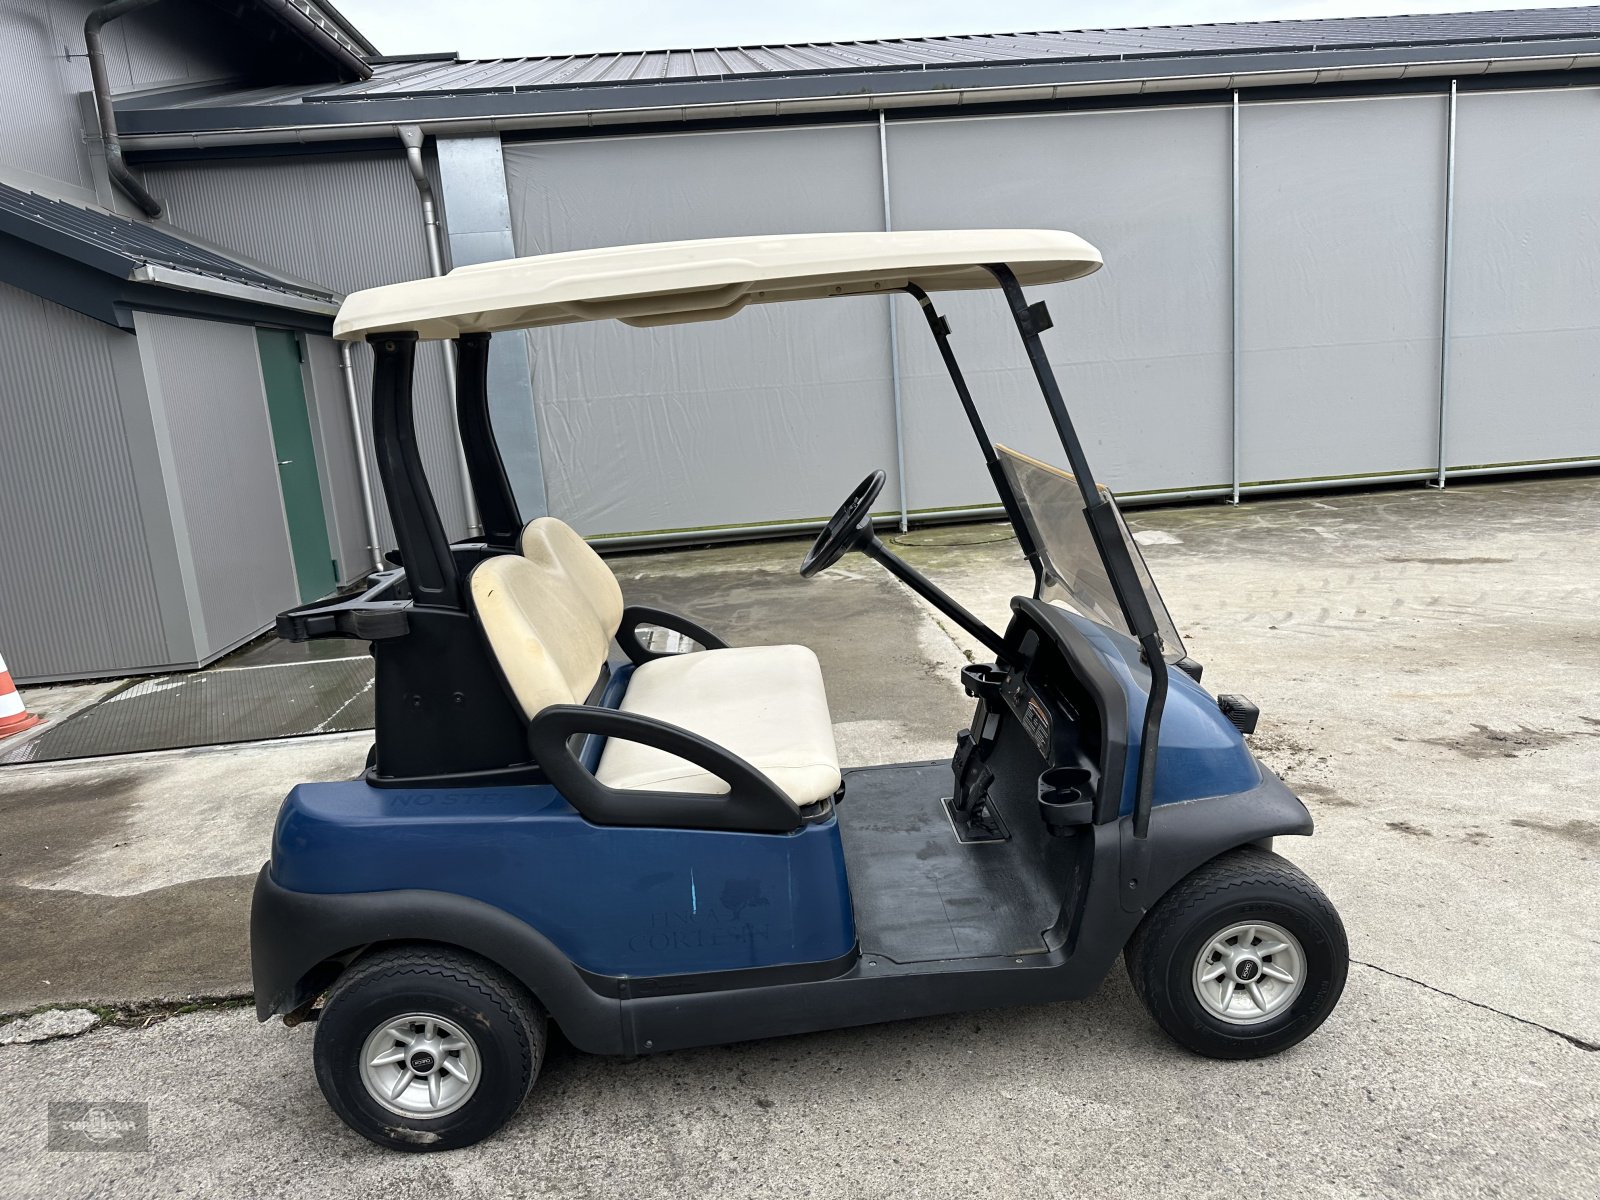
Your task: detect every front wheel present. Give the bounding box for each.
[1125,847,1347,1059]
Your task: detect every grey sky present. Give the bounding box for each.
[336,1,1585,58]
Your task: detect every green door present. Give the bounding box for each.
[257,329,338,603]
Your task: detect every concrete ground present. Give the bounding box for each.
[0,474,1595,1198]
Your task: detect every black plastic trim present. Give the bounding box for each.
[250,867,623,1053]
[527,705,805,833]
[615,604,728,664]
[1009,598,1130,826]
[575,944,861,999]
[275,569,412,641]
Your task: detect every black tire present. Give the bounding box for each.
[312,946,546,1152]
[1125,847,1347,1060]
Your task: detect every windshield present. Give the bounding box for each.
[995,445,1187,663]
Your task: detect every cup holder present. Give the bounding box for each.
[960,663,1008,705]
[1037,765,1094,835]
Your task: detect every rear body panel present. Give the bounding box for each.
[271,778,856,978]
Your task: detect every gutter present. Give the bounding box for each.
[119,45,1600,151]
[85,0,165,216]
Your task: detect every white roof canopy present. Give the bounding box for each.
[333,229,1102,341]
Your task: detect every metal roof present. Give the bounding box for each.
[0,182,336,306]
[165,6,1600,99]
[116,6,1600,145]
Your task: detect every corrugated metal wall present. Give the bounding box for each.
[1,0,249,198]
[498,86,1600,537]
[0,282,175,681]
[133,312,301,661]
[143,151,469,544]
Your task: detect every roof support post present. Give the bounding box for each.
[1431,79,1459,490]
[878,111,909,533]
[84,0,164,218]
[903,282,1042,585]
[398,124,481,537]
[369,332,458,609]
[987,263,1168,842]
[453,332,524,550]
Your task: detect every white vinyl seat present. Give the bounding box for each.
[595,644,841,806]
[470,520,841,811]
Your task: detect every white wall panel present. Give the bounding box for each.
[135,313,299,659]
[1447,87,1600,468]
[887,106,1233,508]
[303,333,371,582]
[505,125,893,536]
[1238,95,1447,483]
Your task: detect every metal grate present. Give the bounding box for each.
[0,657,374,765]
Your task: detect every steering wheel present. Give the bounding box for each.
[800,470,886,578]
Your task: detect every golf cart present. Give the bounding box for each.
[257,230,1348,1152]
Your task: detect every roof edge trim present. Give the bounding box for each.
[118,44,1600,149]
[132,263,341,315]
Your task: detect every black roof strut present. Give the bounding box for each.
[369,332,460,610]
[984,264,1170,843]
[453,332,524,552]
[902,283,1043,589]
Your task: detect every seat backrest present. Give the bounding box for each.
[470,547,618,719]
[518,517,624,635]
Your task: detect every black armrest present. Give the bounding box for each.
[527,705,802,834]
[616,604,729,665]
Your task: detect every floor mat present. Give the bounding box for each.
[1,656,374,764]
[837,761,1065,963]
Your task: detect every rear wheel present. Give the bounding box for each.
[1125,847,1347,1059]
[312,946,545,1152]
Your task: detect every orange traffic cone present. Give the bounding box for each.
[0,650,42,740]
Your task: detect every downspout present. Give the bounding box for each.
[339,342,386,573]
[84,0,163,218]
[398,124,481,537]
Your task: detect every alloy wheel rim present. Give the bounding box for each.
[1191,921,1306,1025]
[358,1012,482,1118]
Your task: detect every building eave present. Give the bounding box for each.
[116,37,1600,150]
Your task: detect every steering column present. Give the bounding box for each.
[800,470,1008,659]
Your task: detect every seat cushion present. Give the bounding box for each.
[594,645,842,806]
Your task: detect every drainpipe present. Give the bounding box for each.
[84,0,163,218]
[398,124,480,536]
[339,342,386,573]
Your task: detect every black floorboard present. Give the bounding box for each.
[837,762,1058,964]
